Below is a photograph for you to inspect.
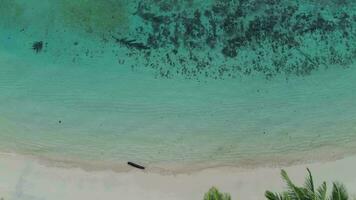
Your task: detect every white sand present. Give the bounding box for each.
[1,153,356,200]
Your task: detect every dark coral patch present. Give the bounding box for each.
[122,0,355,80]
[32,41,43,53]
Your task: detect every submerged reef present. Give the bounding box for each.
[0,0,25,26]
[58,0,129,35]
[1,0,355,80]
[127,0,356,79]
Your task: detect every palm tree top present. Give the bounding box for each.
[265,168,349,200]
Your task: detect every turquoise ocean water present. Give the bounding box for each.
[0,0,355,171]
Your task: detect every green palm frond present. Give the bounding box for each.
[317,182,328,200]
[304,168,315,193]
[331,182,348,200]
[281,169,306,200]
[265,169,350,200]
[204,187,231,200]
[265,191,290,200]
[222,193,231,200]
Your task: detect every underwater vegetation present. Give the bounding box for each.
[0,0,25,27]
[58,0,129,35]
[32,41,44,53]
[0,0,129,35]
[129,0,356,80]
[1,0,355,80]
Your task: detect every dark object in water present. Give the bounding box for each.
[112,36,150,50]
[127,162,145,170]
[32,41,43,53]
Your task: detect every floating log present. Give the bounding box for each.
[127,162,145,170]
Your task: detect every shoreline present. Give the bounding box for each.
[2,142,356,174]
[1,152,356,200]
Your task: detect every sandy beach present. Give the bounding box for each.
[1,153,356,200]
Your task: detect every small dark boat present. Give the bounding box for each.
[127,162,145,170]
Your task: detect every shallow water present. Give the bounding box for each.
[0,0,355,171]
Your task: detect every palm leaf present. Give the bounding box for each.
[331,182,348,200]
[317,182,328,200]
[265,169,350,200]
[222,193,232,200]
[265,191,288,200]
[304,168,315,193]
[281,169,306,200]
[204,187,231,200]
